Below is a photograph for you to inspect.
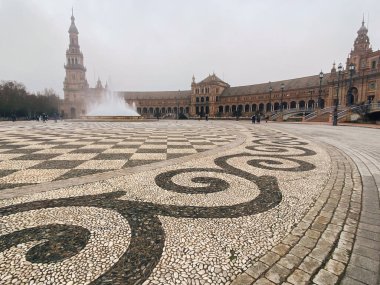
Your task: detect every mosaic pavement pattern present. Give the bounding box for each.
[0,120,364,285]
[0,121,236,190]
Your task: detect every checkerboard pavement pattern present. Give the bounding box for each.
[0,121,237,190]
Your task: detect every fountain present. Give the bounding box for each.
[81,89,142,121]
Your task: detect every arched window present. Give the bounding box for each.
[290,101,297,109]
[299,101,306,109]
[252,104,257,112]
[201,97,204,102]
[206,97,209,102]
[196,97,199,102]
[245,104,250,112]
[218,106,223,113]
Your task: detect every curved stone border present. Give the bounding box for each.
[231,142,362,285]
[0,131,246,200]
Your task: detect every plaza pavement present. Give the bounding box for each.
[0,120,378,285]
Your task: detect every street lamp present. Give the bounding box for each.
[333,63,343,126]
[309,90,313,109]
[347,63,355,106]
[280,83,285,111]
[269,82,273,113]
[318,71,324,109]
[177,90,180,120]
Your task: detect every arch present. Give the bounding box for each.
[346,87,358,106]
[179,107,184,113]
[155,107,160,114]
[173,107,177,114]
[232,105,237,112]
[225,105,230,113]
[290,101,297,109]
[266,103,272,112]
[161,107,166,113]
[252,104,257,112]
[149,107,154,114]
[196,106,199,114]
[206,106,209,114]
[299,100,306,109]
[219,106,224,113]
[319,99,325,109]
[201,97,204,102]
[274,102,280,111]
[245,104,250,112]
[142,107,147,114]
[238,105,243,112]
[185,107,189,113]
[196,97,199,103]
[200,106,205,115]
[167,107,172,114]
[259,103,264,112]
[308,100,315,109]
[137,107,141,114]
[281,102,288,110]
[206,96,209,102]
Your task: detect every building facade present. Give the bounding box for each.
[62,15,380,119]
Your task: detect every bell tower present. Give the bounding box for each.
[63,9,89,118]
[347,18,372,71]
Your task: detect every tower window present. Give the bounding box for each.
[372,60,377,69]
[75,58,78,64]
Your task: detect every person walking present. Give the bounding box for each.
[257,114,261,124]
[251,114,256,124]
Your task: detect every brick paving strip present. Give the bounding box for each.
[231,143,363,285]
[259,123,380,285]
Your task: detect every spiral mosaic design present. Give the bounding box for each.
[0,123,330,285]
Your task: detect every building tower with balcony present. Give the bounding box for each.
[63,10,89,118]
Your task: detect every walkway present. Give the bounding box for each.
[0,121,379,284]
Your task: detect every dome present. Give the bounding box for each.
[357,21,368,34]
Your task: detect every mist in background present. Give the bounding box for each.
[0,0,379,97]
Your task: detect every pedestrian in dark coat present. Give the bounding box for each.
[251,115,256,124]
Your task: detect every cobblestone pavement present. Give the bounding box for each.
[0,121,377,284]
[0,121,236,190]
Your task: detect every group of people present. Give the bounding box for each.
[251,114,261,124]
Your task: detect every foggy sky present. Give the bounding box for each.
[1,0,379,97]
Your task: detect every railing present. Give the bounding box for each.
[304,107,334,121]
[270,108,312,120]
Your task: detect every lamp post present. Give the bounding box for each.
[309,90,313,110]
[177,90,180,120]
[333,63,343,126]
[318,71,324,109]
[280,83,285,111]
[269,82,273,113]
[347,63,355,106]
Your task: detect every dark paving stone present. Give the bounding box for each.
[13,153,60,160]
[0,183,36,190]
[31,160,84,169]
[167,145,193,149]
[136,148,167,153]
[2,148,41,154]
[111,144,141,149]
[93,153,132,160]
[54,169,109,180]
[0,169,18,178]
[167,153,188,159]
[51,144,84,149]
[70,148,106,153]
[122,160,159,168]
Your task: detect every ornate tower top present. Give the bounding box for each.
[353,18,371,53]
[69,8,79,35]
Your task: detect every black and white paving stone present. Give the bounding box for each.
[0,121,332,285]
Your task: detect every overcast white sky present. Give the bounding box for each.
[0,0,379,97]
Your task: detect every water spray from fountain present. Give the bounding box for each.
[87,80,139,116]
